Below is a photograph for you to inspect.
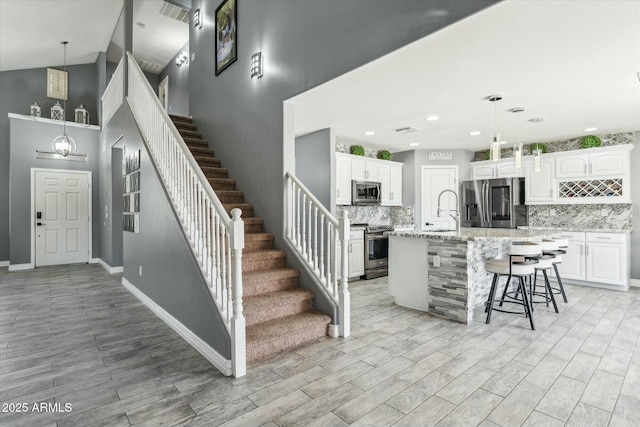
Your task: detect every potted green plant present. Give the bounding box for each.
[350,145,365,156]
[528,143,548,155]
[377,150,392,161]
[581,135,601,149]
[483,150,490,160]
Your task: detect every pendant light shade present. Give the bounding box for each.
[488,95,502,161]
[530,117,544,173]
[52,41,76,158]
[512,107,524,168]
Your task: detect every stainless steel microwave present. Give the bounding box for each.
[352,181,381,205]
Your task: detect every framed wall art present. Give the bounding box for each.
[215,0,237,75]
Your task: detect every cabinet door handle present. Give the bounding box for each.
[550,189,553,198]
[586,245,589,256]
[580,245,583,255]
[596,236,611,240]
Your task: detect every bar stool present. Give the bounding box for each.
[546,238,569,303]
[530,240,559,313]
[485,242,541,330]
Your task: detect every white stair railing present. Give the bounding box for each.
[125,53,246,377]
[101,57,124,125]
[285,172,350,337]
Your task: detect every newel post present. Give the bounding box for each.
[338,209,350,338]
[230,208,246,378]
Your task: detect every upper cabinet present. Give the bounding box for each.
[555,150,627,179]
[471,159,524,180]
[335,153,403,206]
[351,157,380,181]
[524,144,632,205]
[335,153,352,205]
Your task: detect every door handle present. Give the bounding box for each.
[37,222,46,226]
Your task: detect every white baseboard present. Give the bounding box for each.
[94,258,123,274]
[8,263,34,271]
[630,278,640,288]
[121,278,232,376]
[0,260,9,267]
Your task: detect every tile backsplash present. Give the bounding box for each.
[340,205,414,226]
[528,204,632,230]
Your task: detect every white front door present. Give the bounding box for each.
[421,166,458,230]
[35,170,90,266]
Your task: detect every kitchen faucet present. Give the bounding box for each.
[437,189,460,234]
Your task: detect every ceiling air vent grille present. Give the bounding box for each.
[393,126,420,134]
[159,2,189,24]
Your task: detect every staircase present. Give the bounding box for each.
[170,115,332,362]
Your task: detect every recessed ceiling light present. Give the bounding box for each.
[364,131,375,136]
[469,131,480,136]
[425,115,439,121]
[409,142,419,147]
[584,127,597,132]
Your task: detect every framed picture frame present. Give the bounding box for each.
[215,0,237,75]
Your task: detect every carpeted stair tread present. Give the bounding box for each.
[244,289,315,326]
[244,232,274,251]
[200,166,229,177]
[178,129,203,139]
[208,178,236,189]
[244,267,299,284]
[243,249,285,261]
[217,190,244,204]
[184,137,208,147]
[189,146,216,156]
[244,232,274,242]
[174,122,198,131]
[194,157,222,167]
[246,311,331,362]
[169,114,192,123]
[243,268,299,296]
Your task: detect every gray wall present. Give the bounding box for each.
[393,149,475,229]
[631,131,639,281]
[0,63,100,262]
[188,0,497,293]
[9,117,101,265]
[295,129,332,210]
[159,41,190,117]
[102,103,230,356]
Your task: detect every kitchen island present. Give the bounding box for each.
[387,227,553,324]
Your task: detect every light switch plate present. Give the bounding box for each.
[433,255,440,267]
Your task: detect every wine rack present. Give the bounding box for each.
[558,178,623,199]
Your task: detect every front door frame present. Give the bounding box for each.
[31,168,93,267]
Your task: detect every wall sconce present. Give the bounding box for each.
[250,52,263,78]
[194,9,202,29]
[176,51,189,67]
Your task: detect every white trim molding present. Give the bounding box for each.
[8,263,34,271]
[0,260,9,267]
[121,278,232,376]
[630,278,640,288]
[90,258,123,274]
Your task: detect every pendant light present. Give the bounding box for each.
[530,117,544,172]
[488,95,502,161]
[52,41,77,157]
[511,107,524,168]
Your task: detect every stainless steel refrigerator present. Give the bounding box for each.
[461,178,529,228]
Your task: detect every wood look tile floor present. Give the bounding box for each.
[1,264,639,426]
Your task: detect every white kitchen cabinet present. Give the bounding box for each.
[524,157,555,204]
[555,147,628,179]
[379,162,403,206]
[348,229,365,278]
[335,153,352,205]
[335,153,403,206]
[472,163,496,180]
[351,157,379,181]
[471,159,524,180]
[551,231,629,289]
[585,232,628,286]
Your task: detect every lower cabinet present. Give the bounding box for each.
[552,231,629,289]
[348,235,365,278]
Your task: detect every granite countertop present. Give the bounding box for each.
[387,227,554,242]
[522,226,632,234]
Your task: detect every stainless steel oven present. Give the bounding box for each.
[363,225,392,279]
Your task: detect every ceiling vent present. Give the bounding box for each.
[393,126,420,134]
[138,60,164,74]
[159,1,189,24]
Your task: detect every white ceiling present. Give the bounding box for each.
[292,0,640,153]
[0,0,189,73]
